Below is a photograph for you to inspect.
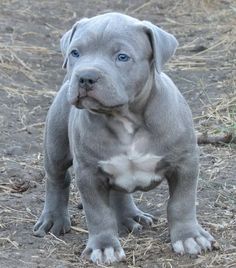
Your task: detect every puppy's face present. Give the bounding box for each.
[62,13,153,112]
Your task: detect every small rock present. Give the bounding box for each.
[5,26,14,33]
[5,145,22,156]
[189,45,208,53]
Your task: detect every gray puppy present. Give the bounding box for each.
[34,13,216,265]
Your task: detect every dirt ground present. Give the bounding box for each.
[0,0,235,267]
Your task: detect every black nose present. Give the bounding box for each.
[78,70,99,89]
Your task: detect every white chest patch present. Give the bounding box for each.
[99,150,164,193]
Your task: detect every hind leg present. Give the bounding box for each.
[110,191,155,234]
[34,84,72,237]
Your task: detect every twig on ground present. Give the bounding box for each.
[71,226,88,234]
[197,132,236,145]
[48,232,68,245]
[15,122,45,132]
[0,237,19,249]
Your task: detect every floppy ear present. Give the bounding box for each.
[142,21,178,73]
[60,18,88,69]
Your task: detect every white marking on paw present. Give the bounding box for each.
[104,247,117,264]
[172,240,185,254]
[115,247,126,261]
[184,237,201,254]
[196,236,212,251]
[90,249,103,264]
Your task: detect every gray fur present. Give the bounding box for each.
[34,13,215,265]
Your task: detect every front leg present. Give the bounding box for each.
[76,166,125,265]
[33,171,71,237]
[167,155,216,254]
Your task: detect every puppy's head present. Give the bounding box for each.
[60,13,178,113]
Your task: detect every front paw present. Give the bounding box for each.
[33,209,71,237]
[82,233,125,265]
[171,224,218,255]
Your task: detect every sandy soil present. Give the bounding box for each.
[0,0,235,267]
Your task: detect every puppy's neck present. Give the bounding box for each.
[108,71,154,133]
[96,70,154,133]
[112,105,141,133]
[129,69,154,113]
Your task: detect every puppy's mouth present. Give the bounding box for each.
[74,97,123,115]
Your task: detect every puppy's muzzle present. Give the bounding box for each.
[78,70,100,91]
[68,68,100,106]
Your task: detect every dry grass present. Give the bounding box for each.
[195,92,236,145]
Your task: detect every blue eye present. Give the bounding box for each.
[117,53,130,62]
[71,49,80,58]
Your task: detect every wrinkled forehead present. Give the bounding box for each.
[70,13,151,54]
